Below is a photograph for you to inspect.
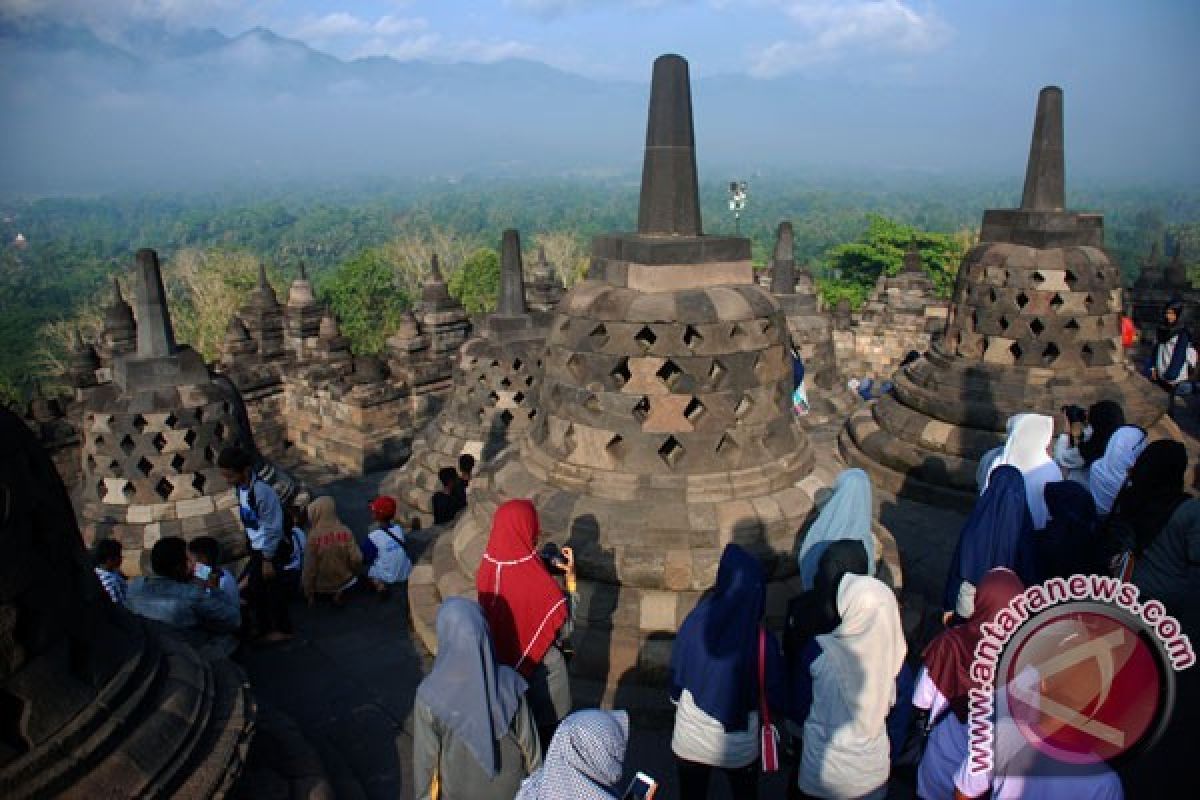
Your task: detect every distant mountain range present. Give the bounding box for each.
[0,17,1193,195]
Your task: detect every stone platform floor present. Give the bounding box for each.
[238,391,1199,799]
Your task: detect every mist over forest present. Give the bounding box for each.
[1,8,1198,404]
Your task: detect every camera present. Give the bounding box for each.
[539,542,567,575]
[1062,405,1087,425]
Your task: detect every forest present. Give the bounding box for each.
[2,174,1198,404]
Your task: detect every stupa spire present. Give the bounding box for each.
[1020,86,1066,212]
[132,248,177,357]
[637,54,702,237]
[498,229,529,316]
[770,221,796,294]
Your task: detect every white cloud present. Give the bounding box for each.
[747,0,951,78]
[290,12,427,42]
[351,33,535,64]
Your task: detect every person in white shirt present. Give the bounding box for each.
[364,495,412,596]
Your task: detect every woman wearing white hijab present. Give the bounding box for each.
[982,413,1061,529]
[797,573,906,799]
[1088,425,1148,517]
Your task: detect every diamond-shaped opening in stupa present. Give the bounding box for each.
[683,325,703,351]
[1030,318,1045,337]
[1050,294,1064,311]
[137,456,153,477]
[119,434,135,455]
[1015,292,1030,309]
[684,397,706,423]
[610,358,632,389]
[1009,341,1024,362]
[632,396,650,423]
[658,436,685,468]
[132,413,147,433]
[656,359,683,389]
[1042,342,1060,365]
[606,434,626,462]
[589,324,609,347]
[184,429,197,447]
[170,453,186,472]
[154,476,173,500]
[635,326,657,352]
[1065,318,1080,331]
[1031,271,1045,285]
[999,316,1011,331]
[734,394,753,419]
[1065,270,1078,288]
[192,473,206,493]
[708,359,727,389]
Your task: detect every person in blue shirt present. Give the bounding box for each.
[127,536,240,657]
[218,446,293,642]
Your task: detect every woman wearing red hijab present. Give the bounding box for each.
[477,499,576,748]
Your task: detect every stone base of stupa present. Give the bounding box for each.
[838,344,1178,509]
[1,620,253,799]
[406,449,902,716]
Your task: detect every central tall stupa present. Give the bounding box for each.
[840,87,1172,506]
[413,55,858,704]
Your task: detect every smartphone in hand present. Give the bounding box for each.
[193,563,212,582]
[622,772,657,800]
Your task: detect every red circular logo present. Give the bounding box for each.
[1003,609,1164,764]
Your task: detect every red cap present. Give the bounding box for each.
[369,496,397,518]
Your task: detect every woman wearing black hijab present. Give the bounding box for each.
[1077,400,1126,467]
[1151,297,1195,392]
[1109,439,1196,602]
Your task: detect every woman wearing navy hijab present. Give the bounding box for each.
[943,465,1037,622]
[669,543,786,799]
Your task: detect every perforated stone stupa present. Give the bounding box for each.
[80,249,248,570]
[410,55,884,705]
[840,87,1173,507]
[382,230,548,526]
[1,409,253,799]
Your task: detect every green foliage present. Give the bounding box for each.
[448,248,501,314]
[819,214,965,300]
[1,177,1197,401]
[817,280,873,311]
[318,249,411,355]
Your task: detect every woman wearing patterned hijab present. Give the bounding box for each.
[515,709,630,800]
[412,598,542,800]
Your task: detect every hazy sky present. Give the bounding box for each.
[2,1,1197,192]
[5,0,1197,83]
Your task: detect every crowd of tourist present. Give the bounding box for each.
[85,299,1198,798]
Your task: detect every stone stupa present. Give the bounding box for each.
[79,249,249,569]
[409,55,891,707]
[382,230,549,527]
[840,87,1173,507]
[0,408,253,798]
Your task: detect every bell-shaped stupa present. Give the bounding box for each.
[382,230,549,526]
[408,55,886,706]
[840,87,1174,507]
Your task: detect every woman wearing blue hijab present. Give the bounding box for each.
[796,468,876,590]
[670,543,786,799]
[943,465,1037,621]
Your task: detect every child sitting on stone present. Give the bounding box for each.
[93,538,128,606]
[362,495,413,599]
[188,536,240,609]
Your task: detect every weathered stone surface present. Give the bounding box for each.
[1,409,252,799]
[841,87,1168,508]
